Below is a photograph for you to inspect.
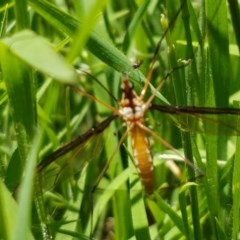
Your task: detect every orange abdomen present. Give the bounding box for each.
[130,125,154,194]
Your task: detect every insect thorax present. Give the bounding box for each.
[119,79,146,123]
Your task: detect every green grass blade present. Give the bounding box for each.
[28,0,146,84]
[14,0,29,29]
[0,179,26,240]
[122,0,151,53]
[0,43,36,161]
[206,1,230,107]
[232,102,240,240]
[154,193,185,234]
[227,0,240,52]
[67,0,109,62]
[0,30,77,84]
[12,136,40,240]
[129,158,151,240]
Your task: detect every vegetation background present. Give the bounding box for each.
[1,0,240,239]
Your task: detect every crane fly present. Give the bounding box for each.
[37,69,240,194]
[35,3,240,240]
[36,66,240,239]
[37,44,240,195]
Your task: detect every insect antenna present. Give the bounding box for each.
[140,0,188,99]
[76,68,118,103]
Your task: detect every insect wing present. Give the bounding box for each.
[150,104,240,135]
[37,115,117,192]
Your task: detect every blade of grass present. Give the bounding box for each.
[154,193,185,234]
[85,167,130,237]
[122,0,151,53]
[103,126,131,239]
[162,3,202,240]
[227,0,240,52]
[0,3,11,37]
[0,42,36,162]
[206,0,230,108]
[12,136,41,240]
[128,156,151,240]
[0,178,33,240]
[0,30,77,84]
[67,0,109,62]
[14,0,29,29]
[203,57,220,240]
[28,0,146,85]
[181,132,202,240]
[204,1,230,238]
[232,102,240,240]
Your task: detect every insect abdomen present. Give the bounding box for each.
[130,125,154,194]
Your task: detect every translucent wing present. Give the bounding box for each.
[37,115,117,189]
[150,104,240,135]
[37,115,117,172]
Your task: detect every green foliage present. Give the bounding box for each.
[0,0,240,240]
